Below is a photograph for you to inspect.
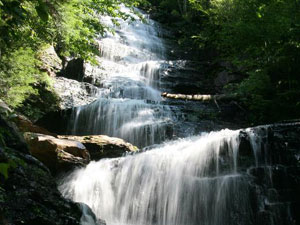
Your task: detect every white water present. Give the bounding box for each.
[59,129,255,225]
[68,7,172,147]
[60,7,262,225]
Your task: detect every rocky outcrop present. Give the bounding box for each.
[38,45,63,77]
[59,58,85,81]
[24,133,90,174]
[58,135,138,161]
[159,60,213,94]
[53,77,98,109]
[238,123,300,225]
[13,114,57,136]
[0,113,100,225]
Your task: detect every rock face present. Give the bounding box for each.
[237,123,300,225]
[13,114,57,136]
[24,132,90,174]
[53,77,98,109]
[59,135,138,161]
[0,113,100,225]
[38,45,63,77]
[59,58,85,81]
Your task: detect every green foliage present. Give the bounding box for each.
[0,47,48,108]
[0,0,145,112]
[148,0,299,123]
[236,71,273,122]
[0,163,9,180]
[0,147,26,181]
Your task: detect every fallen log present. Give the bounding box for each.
[161,92,240,102]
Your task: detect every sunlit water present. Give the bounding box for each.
[59,129,260,225]
[59,7,270,225]
[68,7,173,147]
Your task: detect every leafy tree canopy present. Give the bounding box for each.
[0,0,145,111]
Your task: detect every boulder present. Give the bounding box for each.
[38,45,63,77]
[0,110,98,225]
[52,77,98,109]
[58,135,138,161]
[24,132,90,174]
[59,58,85,81]
[13,114,57,136]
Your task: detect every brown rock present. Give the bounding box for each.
[13,114,57,136]
[0,99,56,136]
[24,132,90,174]
[58,135,138,161]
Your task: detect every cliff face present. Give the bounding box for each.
[238,123,300,225]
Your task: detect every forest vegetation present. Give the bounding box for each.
[145,0,300,123]
[0,0,299,124]
[0,0,143,113]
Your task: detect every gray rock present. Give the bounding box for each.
[39,45,63,77]
[60,58,85,81]
[52,77,98,109]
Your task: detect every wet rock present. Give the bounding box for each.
[35,109,73,134]
[160,60,212,94]
[53,77,98,109]
[58,135,138,161]
[245,122,300,225]
[79,203,107,225]
[0,113,97,225]
[83,61,106,87]
[23,132,90,174]
[0,114,28,154]
[59,58,85,81]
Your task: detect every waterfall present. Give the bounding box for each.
[68,7,173,147]
[59,129,256,225]
[58,6,297,225]
[60,7,254,225]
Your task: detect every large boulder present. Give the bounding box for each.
[59,135,138,161]
[24,132,90,174]
[59,58,85,81]
[13,114,57,136]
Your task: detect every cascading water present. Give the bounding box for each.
[59,7,298,225]
[59,129,256,225]
[68,7,173,147]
